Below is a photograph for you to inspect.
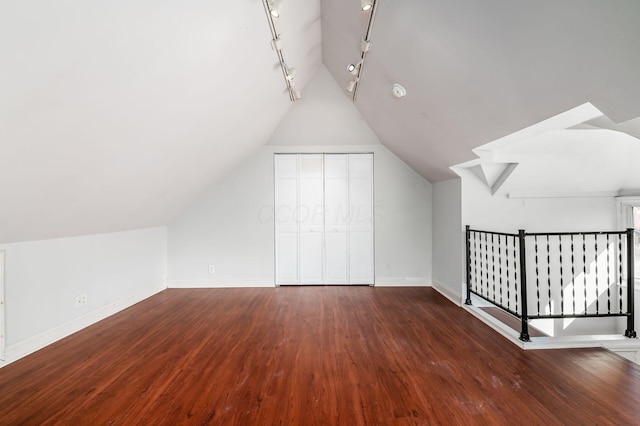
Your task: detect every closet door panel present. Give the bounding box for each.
[300,232,323,284]
[349,231,374,284]
[348,154,374,284]
[299,178,324,229]
[325,232,348,284]
[276,232,298,284]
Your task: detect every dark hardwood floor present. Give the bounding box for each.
[1,287,639,425]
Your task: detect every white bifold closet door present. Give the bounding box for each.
[275,153,374,285]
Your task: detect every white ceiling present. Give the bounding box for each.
[0,0,321,243]
[2,0,640,243]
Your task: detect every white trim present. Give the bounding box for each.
[0,283,165,369]
[374,277,429,287]
[167,279,276,288]
[616,196,640,229]
[462,304,526,348]
[0,251,4,361]
[431,279,462,306]
[462,303,638,353]
[507,190,618,199]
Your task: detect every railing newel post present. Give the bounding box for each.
[465,225,472,305]
[518,229,531,342]
[625,228,636,338]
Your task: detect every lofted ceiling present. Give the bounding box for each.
[1,0,640,243]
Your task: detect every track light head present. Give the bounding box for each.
[346,79,359,93]
[347,60,363,75]
[271,36,282,51]
[269,0,283,18]
[284,64,296,81]
[360,0,373,12]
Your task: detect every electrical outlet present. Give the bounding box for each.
[75,294,87,308]
[208,265,215,274]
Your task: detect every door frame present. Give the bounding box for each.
[274,152,375,286]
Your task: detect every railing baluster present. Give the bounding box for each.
[547,235,552,315]
[595,234,599,315]
[606,234,611,314]
[484,233,488,298]
[506,236,511,311]
[491,234,496,301]
[559,235,564,315]
[535,235,540,315]
[571,235,576,315]
[619,233,624,314]
[583,234,588,315]
[479,232,484,296]
[498,235,503,307]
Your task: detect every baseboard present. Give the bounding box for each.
[431,280,463,306]
[167,279,276,288]
[375,277,429,287]
[462,304,526,349]
[0,283,165,368]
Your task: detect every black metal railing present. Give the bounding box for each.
[465,226,637,342]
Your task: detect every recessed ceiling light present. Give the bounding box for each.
[392,83,407,98]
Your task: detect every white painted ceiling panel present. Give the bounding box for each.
[0,0,321,243]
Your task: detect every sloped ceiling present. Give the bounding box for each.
[0,0,321,243]
[2,0,640,244]
[322,0,640,182]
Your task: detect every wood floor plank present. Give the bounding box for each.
[1,287,639,425]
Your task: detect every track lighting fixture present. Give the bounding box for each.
[346,0,377,101]
[284,64,296,81]
[269,0,283,18]
[262,0,301,102]
[271,36,282,51]
[347,60,364,75]
[346,79,359,93]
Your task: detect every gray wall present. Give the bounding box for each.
[432,179,463,302]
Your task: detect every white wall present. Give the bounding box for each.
[167,144,432,287]
[0,227,167,366]
[432,178,463,303]
[460,169,617,233]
